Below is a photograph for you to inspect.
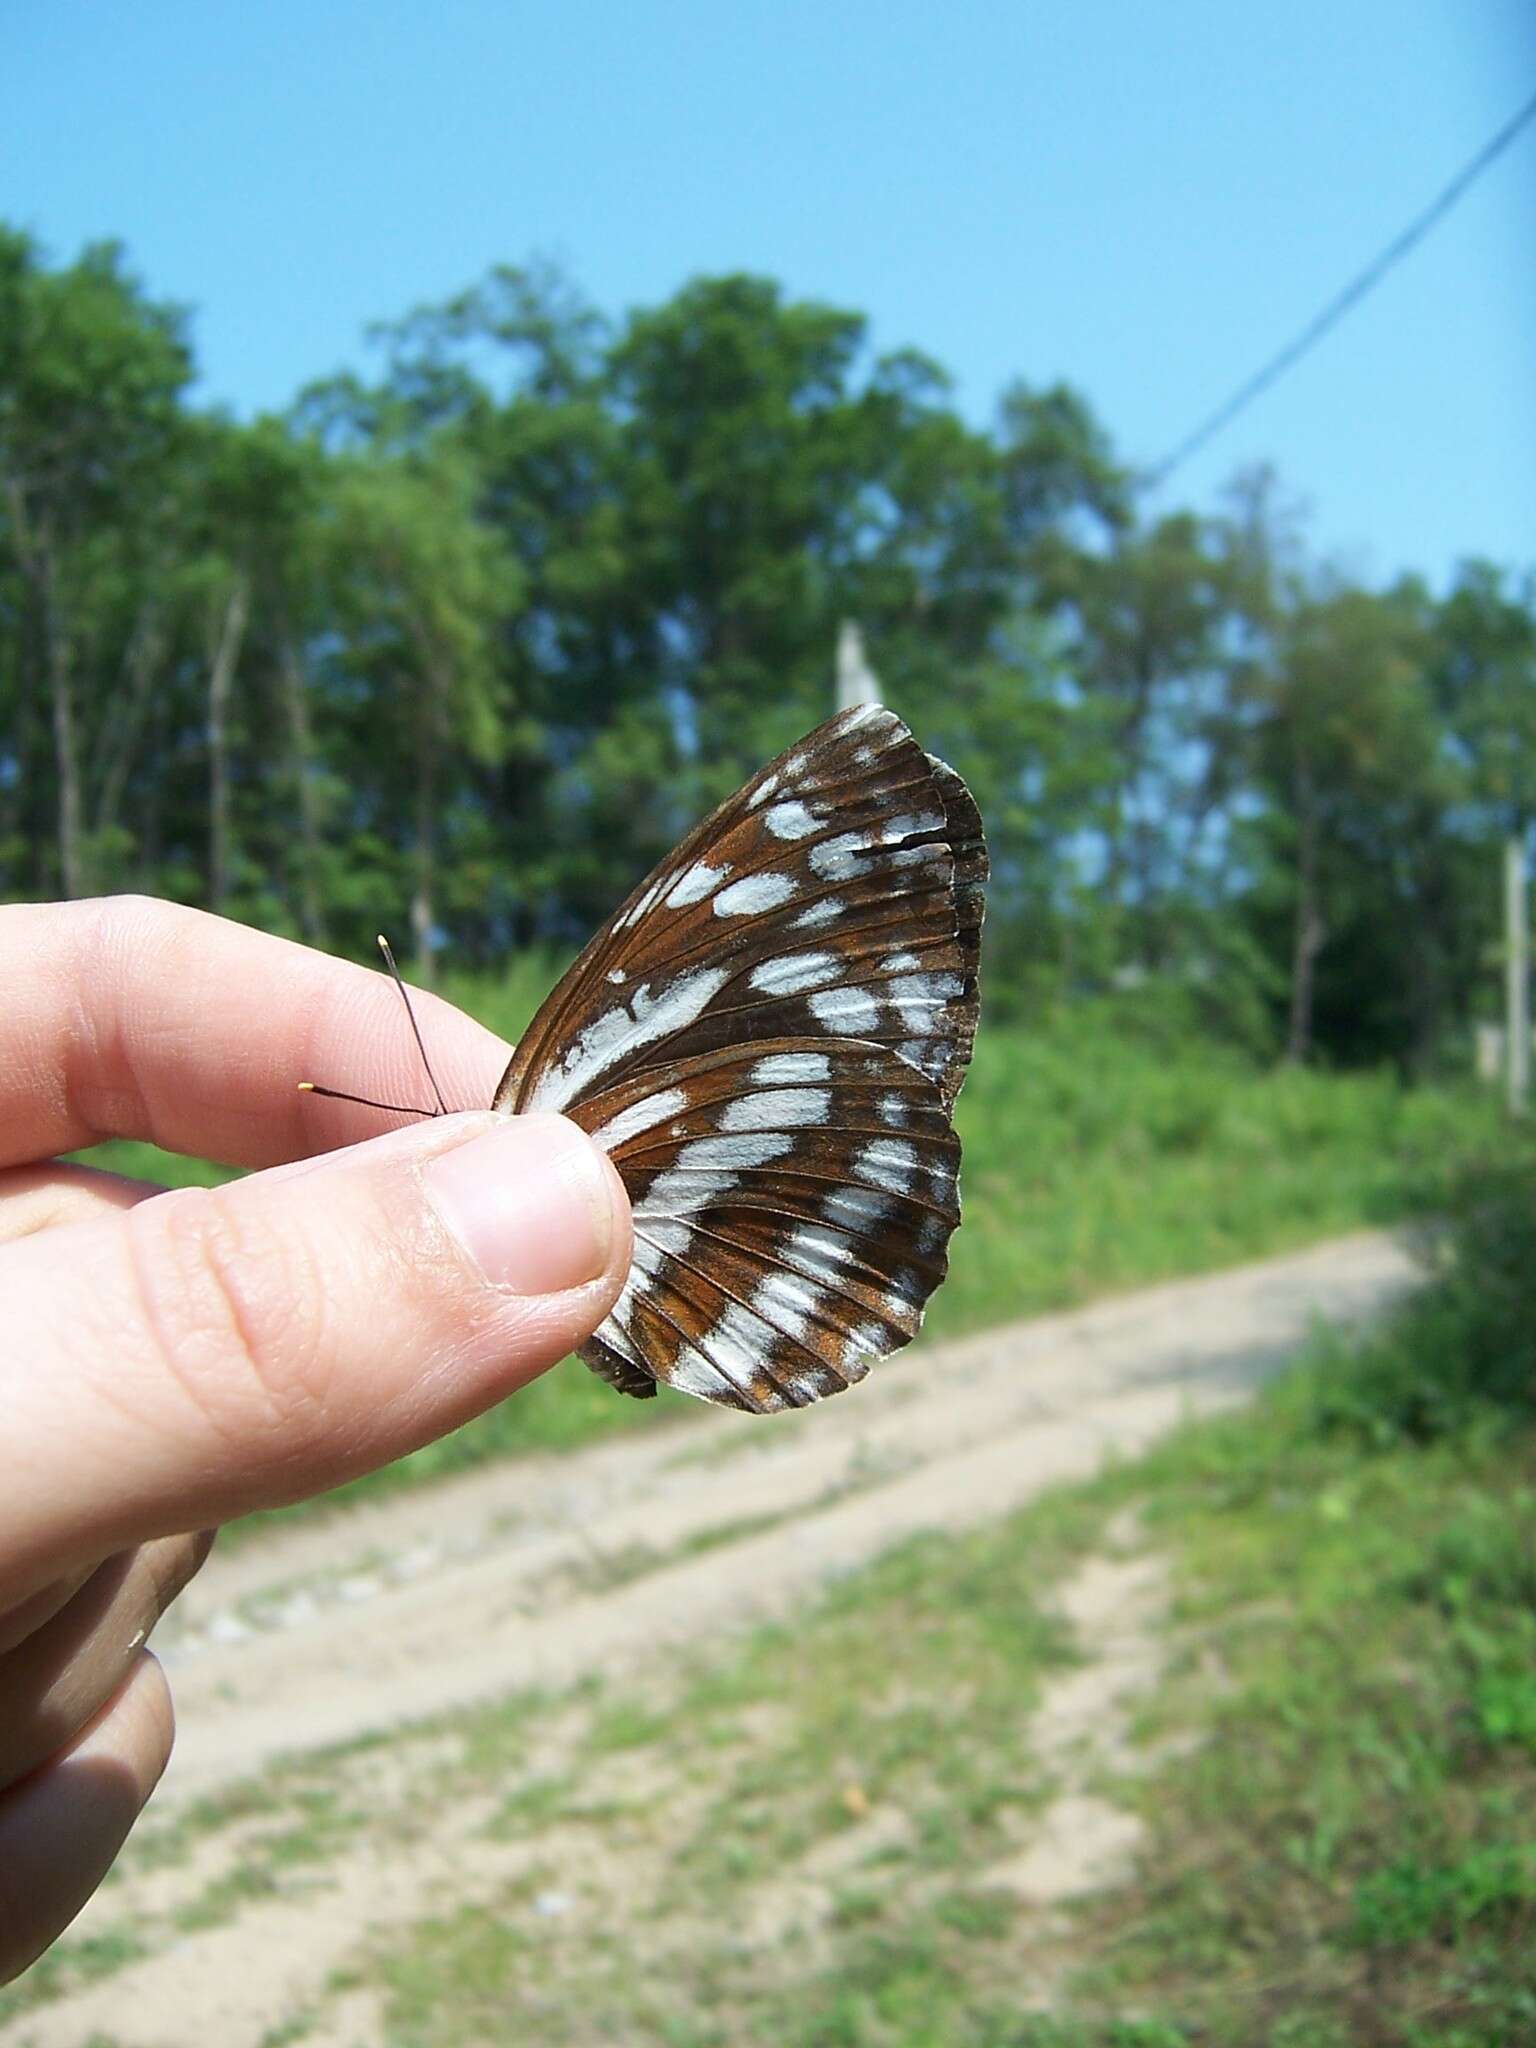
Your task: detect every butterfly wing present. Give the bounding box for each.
[495,703,986,1412]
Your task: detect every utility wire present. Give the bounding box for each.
[1147,85,1536,488]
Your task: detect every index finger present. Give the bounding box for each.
[2,898,513,1171]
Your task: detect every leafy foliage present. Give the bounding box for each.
[1305,1133,1536,1447]
[78,999,1501,1535]
[2,227,1532,1070]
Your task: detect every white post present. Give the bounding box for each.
[836,620,882,713]
[1507,834,1530,1114]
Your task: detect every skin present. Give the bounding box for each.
[0,897,633,1984]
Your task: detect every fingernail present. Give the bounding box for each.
[424,1114,617,1295]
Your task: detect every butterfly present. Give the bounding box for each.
[490,703,987,1414]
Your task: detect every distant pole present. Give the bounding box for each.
[1507,834,1530,1114]
[836,619,882,712]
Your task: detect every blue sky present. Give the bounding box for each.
[5,1,1533,588]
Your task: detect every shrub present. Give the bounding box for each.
[1309,1137,1536,1448]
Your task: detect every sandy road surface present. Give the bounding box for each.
[3,1231,1418,2048]
[156,1228,1415,1801]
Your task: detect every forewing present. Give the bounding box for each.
[495,704,985,1119]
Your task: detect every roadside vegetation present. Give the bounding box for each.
[9,212,1534,2048]
[333,1134,1536,2044]
[74,989,1501,1525]
[12,1130,1530,2047]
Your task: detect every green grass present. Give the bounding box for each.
[356,1142,1536,2046]
[67,981,1503,1534]
[1062,1427,1536,2039]
[1054,1144,1536,2043]
[15,1142,1532,2043]
[366,1505,1085,2046]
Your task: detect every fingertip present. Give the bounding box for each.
[128,1652,176,1788]
[424,1112,631,1298]
[0,1651,176,1986]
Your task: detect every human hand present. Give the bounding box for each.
[0,897,632,1982]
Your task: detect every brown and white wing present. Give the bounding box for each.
[494,704,987,1410]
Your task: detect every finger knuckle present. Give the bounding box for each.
[126,1188,332,1457]
[142,1529,218,1617]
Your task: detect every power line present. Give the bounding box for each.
[1147,85,1536,489]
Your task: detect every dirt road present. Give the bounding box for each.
[3,1229,1417,2048]
[155,1228,1413,1797]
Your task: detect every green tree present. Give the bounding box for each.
[1246,580,1447,1065]
[0,232,191,896]
[1036,508,1240,975]
[319,446,523,981]
[1432,560,1536,839]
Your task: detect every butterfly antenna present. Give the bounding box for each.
[297,1080,436,1116]
[294,934,451,1120]
[375,933,450,1116]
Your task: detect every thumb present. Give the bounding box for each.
[0,1113,632,1607]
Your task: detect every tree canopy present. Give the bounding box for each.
[1,226,1531,1068]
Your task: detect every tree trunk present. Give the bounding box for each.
[1507,833,1531,1115]
[1403,834,1448,1081]
[1,577,39,893]
[92,603,164,844]
[411,680,439,989]
[1284,763,1324,1065]
[279,631,327,947]
[42,549,85,899]
[206,572,250,915]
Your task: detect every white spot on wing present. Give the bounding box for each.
[719,1087,830,1132]
[632,1217,692,1267]
[699,1303,782,1393]
[787,1223,858,1277]
[673,1132,795,1174]
[879,809,942,843]
[792,896,845,929]
[753,1267,824,1341]
[885,971,959,1034]
[668,1344,744,1401]
[591,1087,688,1150]
[640,1168,736,1214]
[878,1092,909,1126]
[902,1036,943,1074]
[856,1137,918,1194]
[617,880,662,930]
[666,861,729,907]
[808,984,881,1035]
[714,872,799,917]
[749,951,840,995]
[526,965,730,1112]
[809,832,867,881]
[764,800,817,840]
[751,1051,831,1085]
[821,1183,891,1232]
